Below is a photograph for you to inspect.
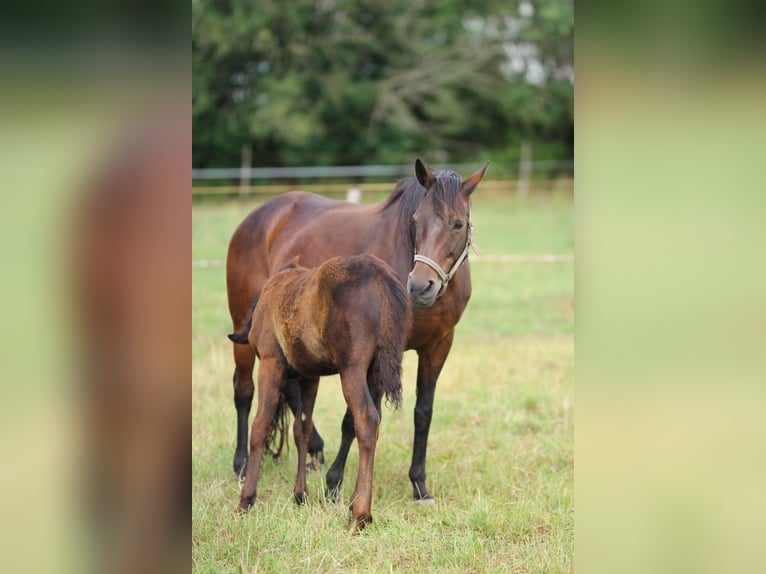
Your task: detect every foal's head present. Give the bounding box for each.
[407,158,489,307]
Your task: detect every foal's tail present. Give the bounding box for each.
[372,275,412,410]
[227,295,258,345]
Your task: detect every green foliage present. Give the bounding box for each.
[193,0,573,167]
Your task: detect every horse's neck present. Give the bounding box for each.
[367,198,414,265]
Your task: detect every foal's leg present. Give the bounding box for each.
[238,358,285,510]
[232,343,256,477]
[292,378,319,505]
[341,366,380,530]
[409,332,453,502]
[325,365,386,499]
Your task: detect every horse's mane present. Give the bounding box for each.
[378,170,468,247]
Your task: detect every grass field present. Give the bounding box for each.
[192,189,574,573]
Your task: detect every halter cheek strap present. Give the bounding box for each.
[412,207,478,298]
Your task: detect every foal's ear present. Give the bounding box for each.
[461,161,490,196]
[415,158,436,189]
[276,256,301,273]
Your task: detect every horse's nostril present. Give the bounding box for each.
[426,280,434,291]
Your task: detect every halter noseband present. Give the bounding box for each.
[412,207,477,298]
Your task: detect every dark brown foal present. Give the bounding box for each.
[229,255,411,529]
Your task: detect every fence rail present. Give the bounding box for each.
[191,160,573,199]
[191,160,573,181]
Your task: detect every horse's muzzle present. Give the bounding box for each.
[407,272,440,308]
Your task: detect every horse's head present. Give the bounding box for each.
[407,158,489,307]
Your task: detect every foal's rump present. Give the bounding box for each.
[317,255,411,409]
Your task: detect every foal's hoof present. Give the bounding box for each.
[413,496,436,505]
[350,514,372,532]
[294,491,308,505]
[237,496,254,513]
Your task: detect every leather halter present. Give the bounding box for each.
[412,206,476,298]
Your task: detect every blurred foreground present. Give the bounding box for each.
[0,2,188,572]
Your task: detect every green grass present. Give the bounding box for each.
[192,189,573,573]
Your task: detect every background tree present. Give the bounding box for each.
[192,0,573,168]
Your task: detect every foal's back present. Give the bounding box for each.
[255,255,410,380]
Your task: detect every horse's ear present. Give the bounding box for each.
[415,158,436,189]
[461,161,490,196]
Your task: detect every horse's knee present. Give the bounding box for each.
[233,369,254,406]
[413,407,432,432]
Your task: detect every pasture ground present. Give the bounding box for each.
[192,189,574,573]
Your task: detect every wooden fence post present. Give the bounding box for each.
[518,140,532,198]
[239,143,252,194]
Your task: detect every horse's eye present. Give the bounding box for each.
[452,220,464,230]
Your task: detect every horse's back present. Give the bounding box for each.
[227,192,347,325]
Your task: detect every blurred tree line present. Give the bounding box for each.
[192,0,573,168]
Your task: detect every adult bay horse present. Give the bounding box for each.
[228,255,411,529]
[227,158,489,501]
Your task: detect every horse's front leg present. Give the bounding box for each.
[292,378,319,505]
[410,332,454,502]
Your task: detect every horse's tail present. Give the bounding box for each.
[372,273,412,410]
[266,394,290,459]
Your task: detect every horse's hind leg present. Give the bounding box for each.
[233,343,255,477]
[283,380,325,468]
[325,407,355,500]
[292,377,319,505]
[238,358,285,510]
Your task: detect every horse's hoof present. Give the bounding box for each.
[307,452,324,472]
[413,496,436,505]
[233,454,248,477]
[324,487,341,503]
[294,491,307,505]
